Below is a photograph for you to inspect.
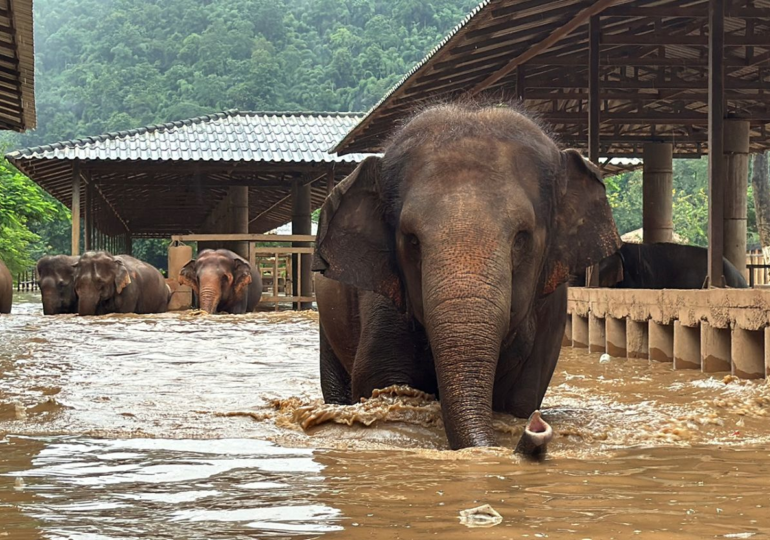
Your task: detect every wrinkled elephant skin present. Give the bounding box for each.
[0,260,11,314]
[37,255,79,315]
[313,103,621,450]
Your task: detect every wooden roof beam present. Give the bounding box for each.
[603,6,770,19]
[468,0,624,97]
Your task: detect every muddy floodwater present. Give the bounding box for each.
[2,294,770,539]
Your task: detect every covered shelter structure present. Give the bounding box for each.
[334,0,770,285]
[0,0,35,131]
[333,0,770,378]
[7,110,368,308]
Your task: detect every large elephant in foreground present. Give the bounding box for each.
[313,103,621,450]
[37,255,79,315]
[178,249,261,314]
[571,242,748,289]
[73,252,169,316]
[0,260,11,314]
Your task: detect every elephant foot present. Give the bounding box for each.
[514,410,552,458]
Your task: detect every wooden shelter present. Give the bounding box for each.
[333,0,770,286]
[0,0,35,131]
[7,110,368,254]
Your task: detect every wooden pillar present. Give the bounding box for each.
[708,0,726,287]
[642,143,673,244]
[230,186,249,259]
[588,15,600,164]
[84,181,92,251]
[292,178,313,310]
[723,120,750,278]
[71,162,81,256]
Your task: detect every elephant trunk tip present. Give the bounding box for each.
[514,410,553,458]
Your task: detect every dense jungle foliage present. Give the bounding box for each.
[0,0,766,275]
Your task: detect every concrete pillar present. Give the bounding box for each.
[292,179,313,310]
[723,120,750,278]
[731,327,764,379]
[649,321,674,362]
[71,163,81,256]
[627,319,649,359]
[589,313,606,354]
[572,315,589,349]
[701,323,731,373]
[606,317,627,358]
[642,143,673,244]
[230,186,249,259]
[563,314,572,347]
[674,322,701,370]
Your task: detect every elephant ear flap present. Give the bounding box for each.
[115,259,132,294]
[313,156,404,309]
[178,260,199,294]
[542,149,622,295]
[233,259,253,296]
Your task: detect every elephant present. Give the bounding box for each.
[36,255,79,315]
[571,242,748,289]
[178,249,262,314]
[313,103,620,450]
[0,260,11,314]
[73,251,170,316]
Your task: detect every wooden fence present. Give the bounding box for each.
[747,249,770,287]
[170,234,316,310]
[16,268,38,291]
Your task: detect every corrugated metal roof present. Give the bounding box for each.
[0,0,35,131]
[9,110,367,163]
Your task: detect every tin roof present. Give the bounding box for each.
[9,110,366,162]
[7,111,369,237]
[0,0,35,131]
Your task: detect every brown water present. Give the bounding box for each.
[2,293,770,539]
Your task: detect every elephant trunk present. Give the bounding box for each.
[77,292,100,316]
[423,244,512,450]
[41,289,58,315]
[198,276,222,314]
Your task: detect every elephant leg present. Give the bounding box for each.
[320,321,352,405]
[351,294,436,402]
[495,284,567,417]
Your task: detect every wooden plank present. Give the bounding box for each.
[468,0,623,96]
[171,234,316,242]
[708,0,725,288]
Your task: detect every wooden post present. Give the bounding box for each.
[326,168,334,198]
[708,0,725,287]
[231,186,249,259]
[588,15,600,164]
[292,178,313,310]
[71,162,81,256]
[84,180,92,251]
[273,252,279,311]
[643,143,674,243]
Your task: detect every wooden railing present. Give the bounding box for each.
[746,250,770,287]
[170,234,316,310]
[16,268,38,291]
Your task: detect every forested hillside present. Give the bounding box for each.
[21,0,479,146]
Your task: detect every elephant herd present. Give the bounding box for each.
[0,103,753,453]
[0,248,262,316]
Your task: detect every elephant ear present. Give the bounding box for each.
[542,149,622,295]
[114,259,132,294]
[233,259,253,297]
[312,156,403,309]
[178,260,199,294]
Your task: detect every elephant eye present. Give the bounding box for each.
[409,235,420,247]
[513,231,531,253]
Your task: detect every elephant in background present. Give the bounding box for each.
[571,242,748,289]
[178,249,262,314]
[73,252,170,316]
[313,103,620,450]
[37,255,79,315]
[0,260,11,314]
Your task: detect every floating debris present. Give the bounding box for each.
[459,504,503,528]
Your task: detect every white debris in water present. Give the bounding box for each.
[599,354,611,364]
[13,477,25,491]
[13,402,26,420]
[459,504,502,528]
[722,533,756,539]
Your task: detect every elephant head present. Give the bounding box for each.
[73,252,131,316]
[313,104,620,449]
[36,255,79,315]
[178,249,252,314]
